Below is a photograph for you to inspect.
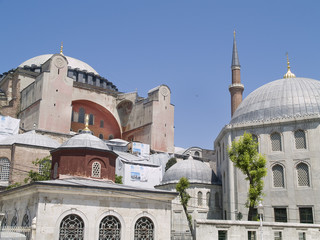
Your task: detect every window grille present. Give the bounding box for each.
[92,162,101,178]
[299,207,313,224]
[1,216,7,227]
[297,163,310,187]
[274,208,287,222]
[272,165,284,188]
[206,192,210,207]
[198,191,203,206]
[59,214,84,240]
[99,215,121,240]
[295,130,306,149]
[248,231,256,240]
[53,162,58,179]
[39,160,51,175]
[274,231,282,240]
[22,214,30,227]
[11,216,18,227]
[271,133,282,151]
[134,217,154,240]
[218,230,227,240]
[0,158,10,181]
[78,108,85,123]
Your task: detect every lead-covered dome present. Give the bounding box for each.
[19,54,99,75]
[57,133,110,151]
[161,158,216,185]
[230,78,320,124]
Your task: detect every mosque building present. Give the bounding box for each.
[215,33,320,226]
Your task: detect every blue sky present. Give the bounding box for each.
[1,1,320,149]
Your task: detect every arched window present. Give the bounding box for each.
[99,215,121,239]
[222,143,225,161]
[89,114,94,125]
[271,132,282,151]
[59,214,84,240]
[0,157,10,181]
[206,192,211,207]
[99,134,104,140]
[295,130,306,149]
[198,191,203,206]
[1,216,7,227]
[78,108,85,123]
[100,120,104,128]
[22,213,30,227]
[53,162,58,179]
[134,217,154,240]
[108,134,114,140]
[194,151,200,157]
[297,163,310,187]
[11,215,18,227]
[272,164,284,188]
[92,162,101,178]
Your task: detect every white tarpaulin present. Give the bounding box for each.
[132,142,150,158]
[0,115,20,140]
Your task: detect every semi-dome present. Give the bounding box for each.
[161,158,216,185]
[0,130,59,148]
[57,133,110,151]
[230,77,320,124]
[19,54,99,75]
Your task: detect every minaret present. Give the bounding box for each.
[229,31,244,116]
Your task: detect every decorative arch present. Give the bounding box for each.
[131,212,157,240]
[71,100,121,139]
[116,100,133,127]
[197,191,203,206]
[271,163,285,188]
[295,162,310,187]
[55,209,89,240]
[294,129,307,149]
[96,210,125,240]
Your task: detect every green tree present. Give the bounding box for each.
[176,177,193,237]
[24,156,52,183]
[228,132,267,221]
[165,157,177,171]
[115,174,123,184]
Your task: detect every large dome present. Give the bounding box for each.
[19,54,99,75]
[161,158,217,185]
[230,77,320,124]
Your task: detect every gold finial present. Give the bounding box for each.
[83,114,91,132]
[234,30,236,38]
[60,42,64,55]
[283,52,296,78]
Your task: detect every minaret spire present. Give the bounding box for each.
[229,30,244,117]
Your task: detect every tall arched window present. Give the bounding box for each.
[134,217,154,240]
[206,192,211,207]
[99,215,121,239]
[297,163,310,187]
[78,108,85,123]
[11,214,18,227]
[0,158,10,181]
[271,132,282,151]
[22,213,30,227]
[272,164,284,188]
[295,130,306,149]
[198,191,203,206]
[89,114,94,125]
[59,214,84,240]
[92,162,101,178]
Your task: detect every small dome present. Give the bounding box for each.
[19,54,99,75]
[161,158,216,185]
[231,78,320,124]
[0,130,60,148]
[58,133,110,151]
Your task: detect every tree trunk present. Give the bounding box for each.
[248,206,255,221]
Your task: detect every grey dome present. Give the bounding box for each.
[162,158,215,185]
[58,133,110,151]
[19,54,99,75]
[231,78,320,124]
[0,130,59,148]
